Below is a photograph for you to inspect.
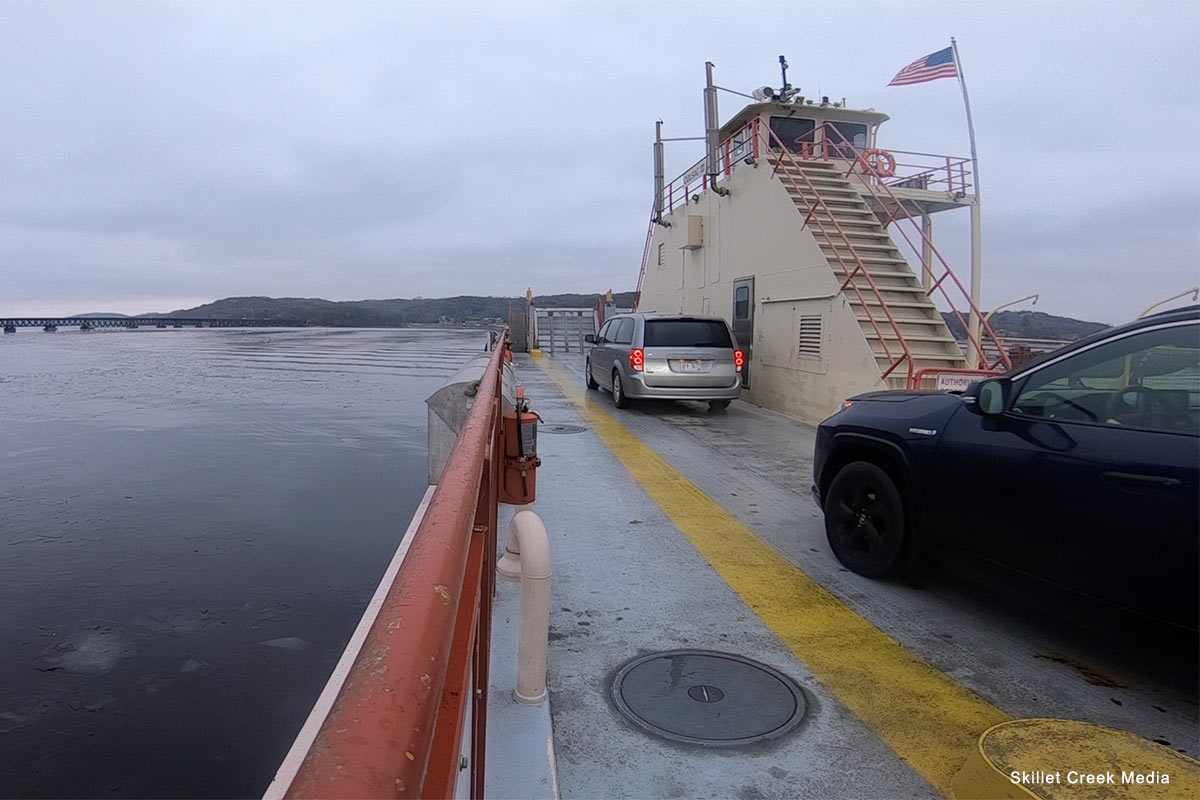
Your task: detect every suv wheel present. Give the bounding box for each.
[585,359,599,390]
[824,461,906,578]
[612,370,630,409]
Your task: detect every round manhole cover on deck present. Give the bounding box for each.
[611,650,807,746]
[541,423,586,434]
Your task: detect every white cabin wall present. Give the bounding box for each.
[638,146,888,424]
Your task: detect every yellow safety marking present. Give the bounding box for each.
[953,719,1200,800]
[536,356,1009,797]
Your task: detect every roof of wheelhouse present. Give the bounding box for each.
[719,100,890,138]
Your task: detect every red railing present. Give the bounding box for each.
[650,115,971,219]
[812,123,1010,373]
[760,124,916,383]
[809,144,972,195]
[654,118,759,219]
[881,148,972,194]
[733,133,971,196]
[642,115,1008,383]
[279,335,507,799]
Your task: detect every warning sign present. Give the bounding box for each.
[934,372,991,392]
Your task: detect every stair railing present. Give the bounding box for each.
[813,124,1011,373]
[759,125,916,384]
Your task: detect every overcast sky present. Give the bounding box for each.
[2,1,1197,323]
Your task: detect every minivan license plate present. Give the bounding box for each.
[677,359,702,372]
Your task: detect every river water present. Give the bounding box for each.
[0,326,486,798]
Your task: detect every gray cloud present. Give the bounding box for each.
[1,0,1197,321]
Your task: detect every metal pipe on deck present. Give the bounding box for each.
[496,509,526,581]
[508,510,551,704]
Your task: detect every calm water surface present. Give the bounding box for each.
[0,327,485,798]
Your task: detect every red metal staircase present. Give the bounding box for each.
[636,118,1011,388]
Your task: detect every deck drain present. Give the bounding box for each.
[541,423,586,434]
[611,650,806,747]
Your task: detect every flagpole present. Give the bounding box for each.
[951,37,980,198]
[951,36,985,369]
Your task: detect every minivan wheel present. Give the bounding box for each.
[708,399,731,412]
[585,359,599,390]
[824,461,906,578]
[612,371,630,409]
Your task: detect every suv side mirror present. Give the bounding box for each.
[977,378,1011,416]
[584,334,595,343]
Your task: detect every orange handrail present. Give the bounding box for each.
[281,335,507,799]
[652,117,973,217]
[813,124,1010,373]
[761,125,916,383]
[645,114,1005,383]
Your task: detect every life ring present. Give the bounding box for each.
[860,149,896,178]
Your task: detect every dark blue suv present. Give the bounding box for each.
[812,306,1199,631]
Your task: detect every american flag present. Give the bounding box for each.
[888,47,958,86]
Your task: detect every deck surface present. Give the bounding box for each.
[489,352,1198,800]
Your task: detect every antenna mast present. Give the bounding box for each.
[777,55,800,102]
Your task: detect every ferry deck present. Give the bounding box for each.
[267,59,1199,798]
[480,350,1199,799]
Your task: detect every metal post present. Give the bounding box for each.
[922,212,934,294]
[967,201,983,369]
[548,313,556,356]
[952,38,984,370]
[654,121,665,224]
[526,289,538,351]
[704,62,719,182]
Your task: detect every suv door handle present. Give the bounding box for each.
[1101,471,1182,488]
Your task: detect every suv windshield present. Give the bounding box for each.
[644,319,733,348]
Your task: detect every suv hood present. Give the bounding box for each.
[849,390,962,404]
[827,389,968,431]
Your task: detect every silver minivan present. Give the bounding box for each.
[584,313,743,411]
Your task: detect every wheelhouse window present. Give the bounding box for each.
[768,116,816,154]
[826,121,868,160]
[644,319,733,348]
[729,124,754,162]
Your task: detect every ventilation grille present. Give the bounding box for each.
[657,242,665,268]
[798,315,822,359]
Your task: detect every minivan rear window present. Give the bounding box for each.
[644,319,733,348]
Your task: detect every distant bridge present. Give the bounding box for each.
[2,317,306,332]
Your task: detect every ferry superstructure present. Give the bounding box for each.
[636,63,1010,422]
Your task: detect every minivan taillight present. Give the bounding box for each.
[630,348,644,372]
[734,349,744,371]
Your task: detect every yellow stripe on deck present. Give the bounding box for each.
[537,357,1010,797]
